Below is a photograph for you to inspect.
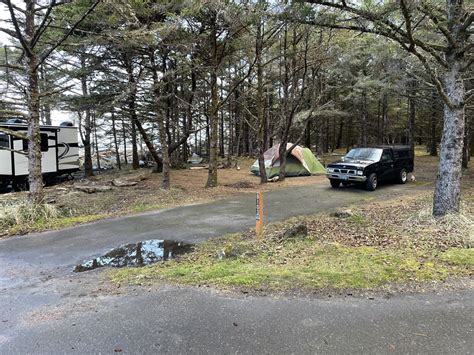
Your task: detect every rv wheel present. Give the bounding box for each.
[12,179,29,192]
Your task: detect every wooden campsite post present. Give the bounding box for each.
[256,191,264,240]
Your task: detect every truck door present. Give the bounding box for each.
[380,149,395,181]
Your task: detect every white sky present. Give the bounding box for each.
[0,4,11,44]
[0,1,74,125]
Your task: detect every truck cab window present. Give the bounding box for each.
[381,150,393,162]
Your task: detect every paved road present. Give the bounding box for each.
[1,181,473,354]
[0,182,406,277]
[1,284,472,354]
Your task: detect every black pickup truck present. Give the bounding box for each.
[326,146,414,191]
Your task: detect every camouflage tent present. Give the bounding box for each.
[250,143,326,178]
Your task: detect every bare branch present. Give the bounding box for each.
[418,2,456,48]
[463,57,474,72]
[460,12,473,32]
[0,127,27,139]
[5,0,33,57]
[218,56,258,109]
[303,0,448,67]
[32,0,56,48]
[400,0,415,50]
[0,63,23,70]
[0,27,18,38]
[37,0,102,69]
[0,109,28,117]
[0,0,26,14]
[0,146,27,156]
[39,84,74,98]
[34,0,72,13]
[466,89,473,103]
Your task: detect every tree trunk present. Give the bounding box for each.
[80,54,93,177]
[407,80,416,156]
[39,65,51,125]
[462,113,471,168]
[381,93,388,144]
[111,111,121,170]
[360,90,368,146]
[219,103,225,158]
[131,119,139,170]
[26,50,43,202]
[433,63,465,216]
[305,120,311,148]
[122,118,128,165]
[150,51,170,187]
[206,16,219,188]
[256,14,267,184]
[429,91,438,156]
[93,113,101,170]
[206,68,219,187]
[25,0,43,203]
[432,0,468,217]
[336,118,344,149]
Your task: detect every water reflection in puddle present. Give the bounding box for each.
[74,239,193,272]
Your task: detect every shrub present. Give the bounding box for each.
[0,199,62,234]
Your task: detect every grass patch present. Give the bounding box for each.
[441,248,474,267]
[109,238,471,291]
[109,191,474,293]
[0,196,110,236]
[6,213,110,236]
[348,214,367,225]
[130,203,166,214]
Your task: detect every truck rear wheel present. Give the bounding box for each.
[365,173,377,191]
[398,168,408,184]
[330,179,341,188]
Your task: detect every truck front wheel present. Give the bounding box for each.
[365,173,377,191]
[330,179,341,188]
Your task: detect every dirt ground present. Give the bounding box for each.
[1,148,472,236]
[41,157,327,217]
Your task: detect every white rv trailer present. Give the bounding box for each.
[0,121,80,190]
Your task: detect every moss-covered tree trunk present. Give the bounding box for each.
[206,16,219,188]
[25,0,43,204]
[433,62,465,216]
[432,0,468,216]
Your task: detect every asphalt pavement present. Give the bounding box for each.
[1,181,472,354]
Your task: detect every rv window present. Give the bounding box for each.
[22,133,49,152]
[0,134,9,148]
[40,134,49,152]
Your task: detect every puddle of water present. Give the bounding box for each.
[74,240,193,272]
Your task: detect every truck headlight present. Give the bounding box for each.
[357,170,363,175]
[327,168,334,173]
